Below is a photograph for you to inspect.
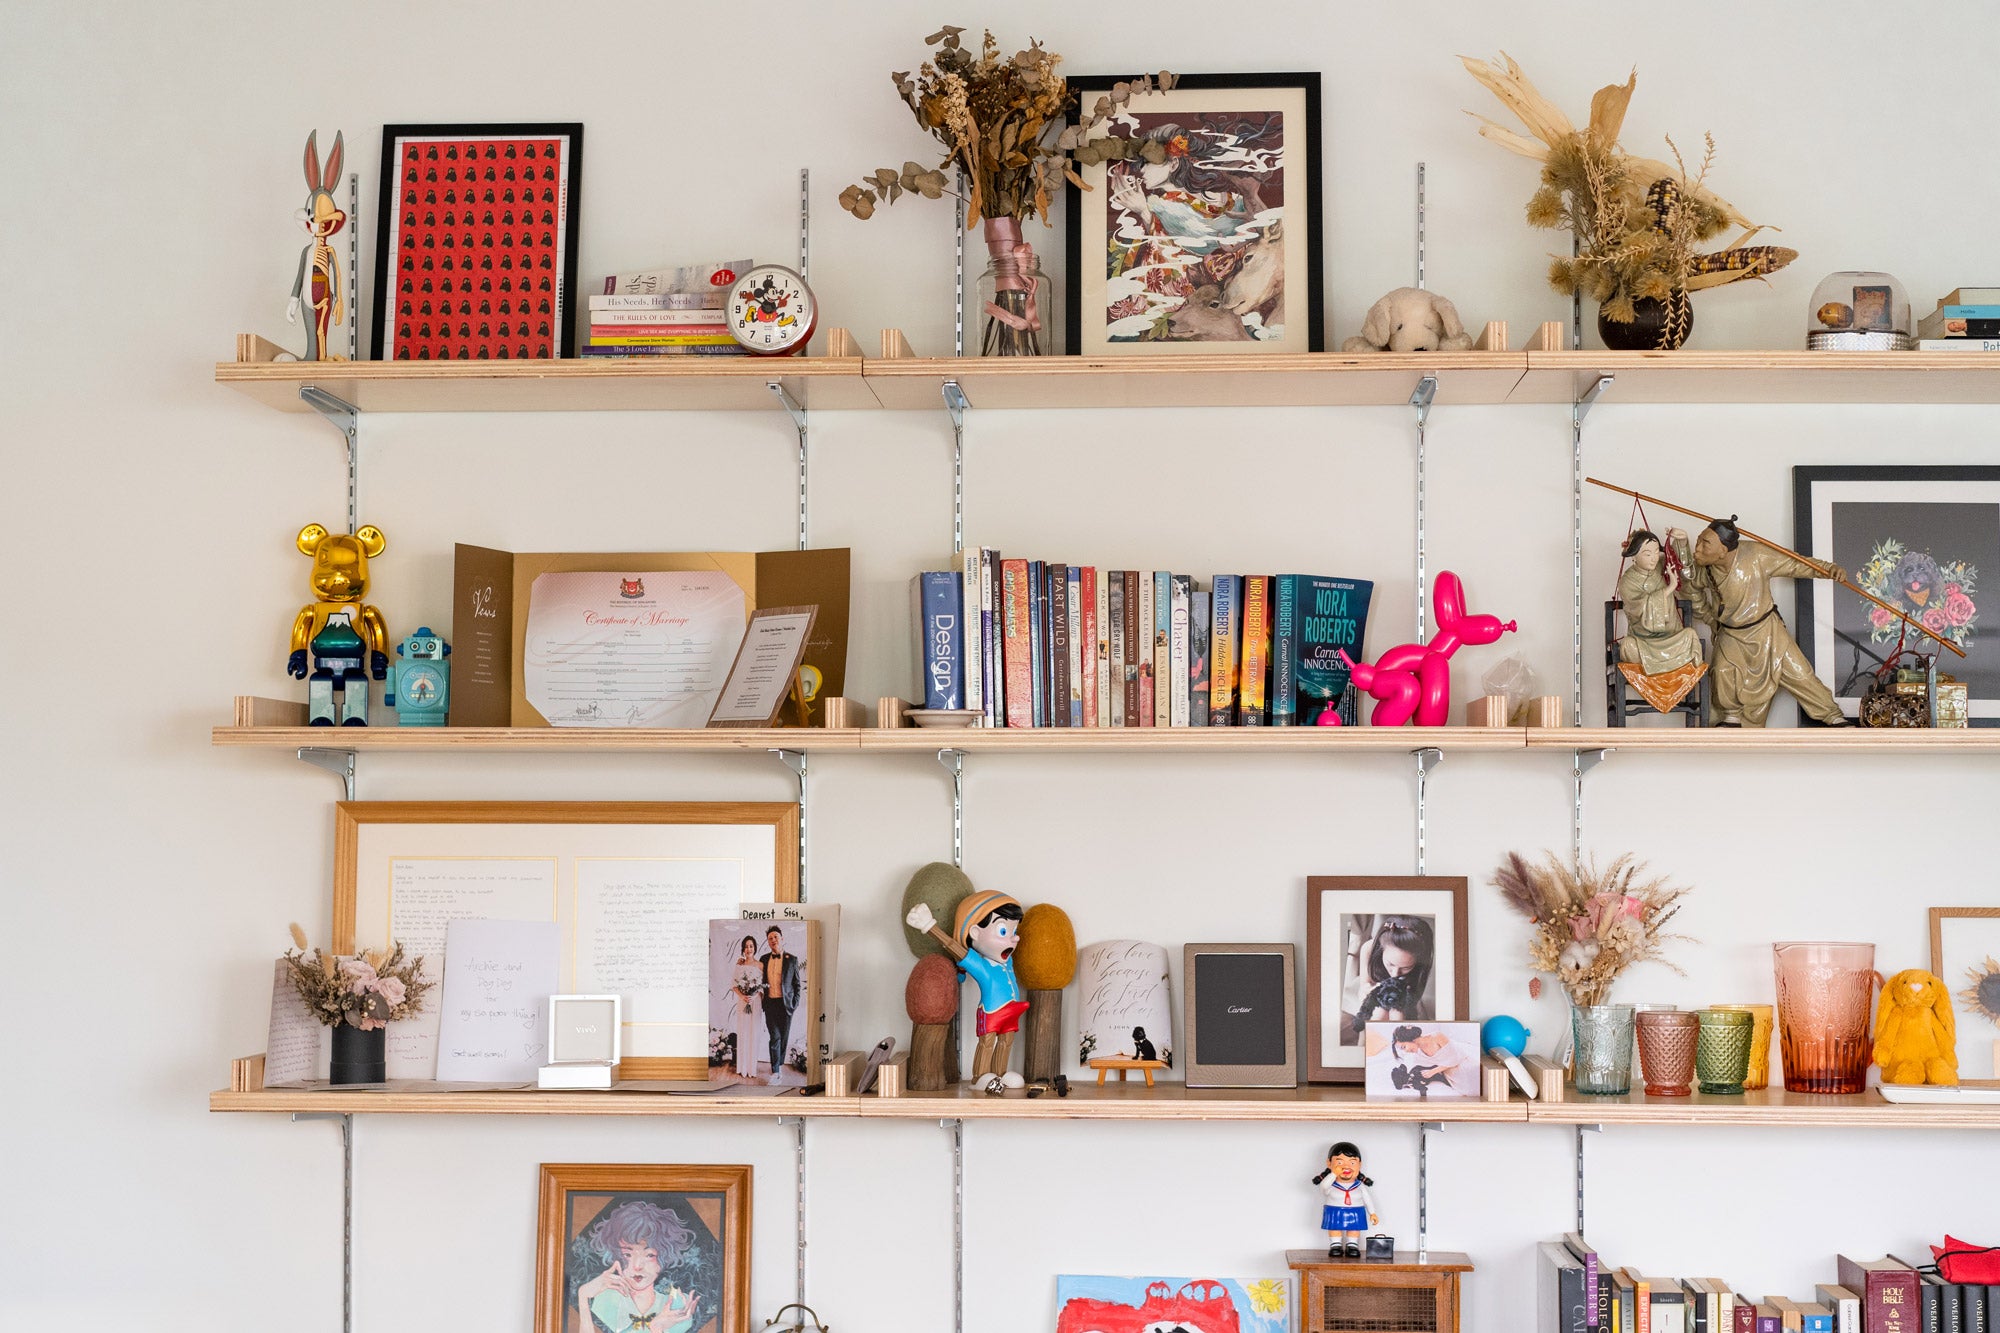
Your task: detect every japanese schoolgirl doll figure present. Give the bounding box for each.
[1311,1141,1378,1258]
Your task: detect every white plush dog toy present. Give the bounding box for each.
[1342,287,1475,352]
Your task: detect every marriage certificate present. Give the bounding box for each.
[523,569,746,727]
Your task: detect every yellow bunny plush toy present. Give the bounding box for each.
[1873,968,1958,1086]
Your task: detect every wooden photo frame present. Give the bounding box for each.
[1184,942,1297,1088]
[1305,876,1470,1084]
[373,122,583,361]
[1930,906,2000,1088]
[1794,465,2000,724]
[536,1163,751,1333]
[1064,72,1324,356]
[334,801,799,1080]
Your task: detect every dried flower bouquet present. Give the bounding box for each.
[283,922,433,1030]
[1491,852,1692,1008]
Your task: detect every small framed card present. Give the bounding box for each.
[1184,943,1296,1088]
[707,605,818,728]
[1363,1020,1482,1100]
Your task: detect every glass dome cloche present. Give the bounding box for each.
[1807,271,1912,350]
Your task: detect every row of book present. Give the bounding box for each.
[1916,285,2000,350]
[1545,1235,1984,1333]
[911,553,1373,727]
[579,261,750,357]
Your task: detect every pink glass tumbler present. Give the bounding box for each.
[1773,942,1879,1094]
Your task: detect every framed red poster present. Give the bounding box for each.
[371,122,582,361]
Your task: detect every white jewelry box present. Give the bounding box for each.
[538,994,621,1090]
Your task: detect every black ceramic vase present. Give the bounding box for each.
[1597,291,1692,350]
[330,1023,387,1084]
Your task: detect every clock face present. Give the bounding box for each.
[401,663,445,708]
[726,264,816,355]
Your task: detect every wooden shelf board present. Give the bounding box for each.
[1527,1085,2000,1129]
[214,353,874,413]
[862,352,1527,411]
[210,1082,1525,1122]
[210,1086,860,1118]
[858,725,1524,754]
[1528,726,2000,753]
[1517,350,2000,405]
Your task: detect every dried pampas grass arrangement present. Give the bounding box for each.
[1490,852,1693,1008]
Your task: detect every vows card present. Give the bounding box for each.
[265,958,328,1087]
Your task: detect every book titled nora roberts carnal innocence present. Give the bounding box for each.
[1287,576,1371,725]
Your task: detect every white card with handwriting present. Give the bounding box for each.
[434,919,560,1083]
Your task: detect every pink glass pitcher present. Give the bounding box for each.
[1773,942,1879,1094]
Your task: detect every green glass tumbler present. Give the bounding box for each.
[1696,1008,1754,1094]
[1572,1004,1636,1095]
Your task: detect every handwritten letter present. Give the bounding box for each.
[434,919,560,1083]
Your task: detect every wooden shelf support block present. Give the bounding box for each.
[1473,321,1507,353]
[878,329,917,360]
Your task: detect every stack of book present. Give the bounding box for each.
[579,261,747,358]
[1916,286,2000,350]
[910,551,1372,728]
[1542,1237,1983,1333]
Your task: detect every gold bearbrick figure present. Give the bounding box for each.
[288,523,389,726]
[1873,968,1958,1086]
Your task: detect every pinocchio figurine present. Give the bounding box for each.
[905,889,1026,1090]
[1312,1141,1378,1259]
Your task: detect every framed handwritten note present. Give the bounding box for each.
[335,801,799,1080]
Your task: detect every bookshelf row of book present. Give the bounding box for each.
[911,551,1374,728]
[1545,1235,1979,1333]
[578,262,749,358]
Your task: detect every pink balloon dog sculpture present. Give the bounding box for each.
[1333,571,1516,726]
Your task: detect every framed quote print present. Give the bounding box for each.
[333,801,798,1080]
[372,122,582,361]
[1064,72,1323,356]
[1305,875,1470,1084]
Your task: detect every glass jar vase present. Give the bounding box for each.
[1571,1004,1636,1095]
[1774,942,1879,1094]
[975,216,1059,356]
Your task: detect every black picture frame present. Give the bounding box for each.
[1063,71,1323,355]
[372,122,583,361]
[1794,464,2000,725]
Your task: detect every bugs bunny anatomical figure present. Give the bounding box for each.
[288,130,347,360]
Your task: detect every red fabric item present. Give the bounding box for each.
[1931,1236,2000,1283]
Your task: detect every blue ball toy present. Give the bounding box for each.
[1481,1015,1530,1056]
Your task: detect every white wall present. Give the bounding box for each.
[4,2,1998,1329]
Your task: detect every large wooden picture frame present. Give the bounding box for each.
[1064,72,1324,356]
[1305,876,1470,1084]
[335,801,798,1080]
[1931,906,2000,1088]
[536,1163,751,1333]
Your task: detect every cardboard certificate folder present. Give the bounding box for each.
[452,544,849,727]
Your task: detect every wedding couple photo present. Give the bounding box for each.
[705,920,809,1088]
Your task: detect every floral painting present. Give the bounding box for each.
[1857,537,1978,650]
[1066,75,1322,357]
[1056,1274,1289,1333]
[1794,467,2000,724]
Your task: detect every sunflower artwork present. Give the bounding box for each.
[1858,538,1979,651]
[1931,907,2000,1087]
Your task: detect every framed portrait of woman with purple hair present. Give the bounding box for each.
[536,1164,750,1333]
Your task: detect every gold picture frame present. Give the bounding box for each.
[335,801,799,1079]
[536,1163,751,1333]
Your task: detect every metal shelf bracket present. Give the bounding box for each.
[945,1117,965,1333]
[1417,1120,1442,1260]
[778,1115,807,1311]
[1572,747,1612,866]
[1412,746,1443,875]
[942,380,969,556]
[1574,1122,1602,1234]
[293,1111,354,1333]
[1411,374,1437,640]
[767,382,809,550]
[296,747,356,801]
[1570,374,1615,863]
[937,748,967,868]
[770,748,808,901]
[299,385,360,534]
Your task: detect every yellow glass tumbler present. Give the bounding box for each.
[1714,1003,1774,1091]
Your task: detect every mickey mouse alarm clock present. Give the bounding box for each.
[727,264,817,356]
